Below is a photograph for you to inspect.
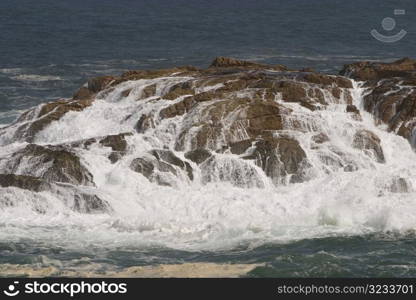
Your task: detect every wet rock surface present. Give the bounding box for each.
[99,133,132,163]
[352,130,385,163]
[340,58,416,82]
[2,56,416,206]
[229,136,310,184]
[0,174,109,213]
[184,149,212,165]
[342,58,416,147]
[130,150,193,186]
[11,98,94,142]
[0,174,51,192]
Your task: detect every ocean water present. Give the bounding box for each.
[1,0,416,277]
[1,0,415,124]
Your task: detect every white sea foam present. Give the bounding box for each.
[0,68,24,75]
[0,78,416,252]
[11,74,63,82]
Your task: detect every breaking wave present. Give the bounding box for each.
[0,75,415,253]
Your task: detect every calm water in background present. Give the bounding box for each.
[1,0,416,277]
[1,0,415,124]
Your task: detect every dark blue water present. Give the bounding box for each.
[1,0,415,123]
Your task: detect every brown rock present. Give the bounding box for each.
[66,133,132,163]
[73,76,115,100]
[346,104,362,120]
[163,82,195,100]
[0,174,50,192]
[358,75,416,145]
[275,81,307,102]
[303,73,353,88]
[229,136,310,183]
[142,84,157,99]
[352,130,385,163]
[209,57,288,71]
[312,133,330,144]
[0,174,109,213]
[88,76,115,93]
[99,133,132,163]
[389,177,411,193]
[73,87,93,100]
[130,158,155,179]
[184,149,212,165]
[159,96,195,119]
[14,98,94,142]
[72,193,110,213]
[150,150,193,180]
[130,150,194,186]
[340,57,416,81]
[99,133,130,152]
[117,66,199,84]
[346,104,359,114]
[135,114,155,133]
[2,144,95,186]
[210,57,265,69]
[175,98,287,151]
[200,156,265,188]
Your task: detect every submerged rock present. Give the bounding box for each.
[5,55,416,199]
[130,150,193,186]
[68,133,132,163]
[229,136,310,184]
[0,144,94,186]
[8,57,355,188]
[340,57,416,81]
[346,104,359,114]
[352,130,385,163]
[0,174,109,213]
[0,174,51,192]
[174,98,287,151]
[13,98,94,142]
[346,104,362,121]
[99,133,132,163]
[311,133,330,144]
[200,155,265,188]
[184,149,212,165]
[150,150,193,180]
[209,56,288,71]
[159,96,195,119]
[342,58,416,147]
[115,66,199,84]
[389,177,411,193]
[57,186,110,213]
[73,76,115,100]
[72,193,109,213]
[163,81,195,100]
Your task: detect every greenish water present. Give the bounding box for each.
[1,233,415,277]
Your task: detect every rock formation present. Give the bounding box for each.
[1,56,415,214]
[341,58,416,147]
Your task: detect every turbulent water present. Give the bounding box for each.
[1,0,416,277]
[1,73,416,277]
